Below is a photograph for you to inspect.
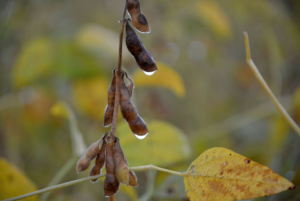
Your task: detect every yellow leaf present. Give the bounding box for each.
[0,158,38,201]
[116,120,191,167]
[184,147,295,201]
[50,101,69,119]
[76,24,131,61]
[12,37,54,88]
[132,62,185,97]
[195,1,231,39]
[119,185,138,201]
[72,77,110,120]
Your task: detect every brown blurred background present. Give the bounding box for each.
[0,0,300,200]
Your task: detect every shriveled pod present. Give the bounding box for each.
[89,141,106,182]
[125,72,135,97]
[127,0,150,33]
[129,171,139,187]
[126,22,157,74]
[104,69,117,127]
[113,137,129,185]
[104,134,120,197]
[119,74,149,136]
[76,140,101,173]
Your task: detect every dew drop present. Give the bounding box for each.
[142,70,157,76]
[134,133,149,140]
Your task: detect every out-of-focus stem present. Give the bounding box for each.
[39,155,78,201]
[2,165,184,201]
[243,32,300,137]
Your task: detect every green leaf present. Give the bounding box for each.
[12,37,55,88]
[132,62,186,97]
[54,43,102,80]
[116,120,191,167]
[75,24,131,61]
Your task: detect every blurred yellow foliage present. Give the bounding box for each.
[269,116,290,149]
[0,158,38,201]
[184,148,294,201]
[119,185,138,201]
[72,77,109,120]
[195,1,232,39]
[132,62,185,97]
[12,37,54,88]
[115,120,191,167]
[293,86,300,122]
[50,101,69,119]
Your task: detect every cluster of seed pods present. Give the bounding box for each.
[76,0,156,197]
[76,133,138,197]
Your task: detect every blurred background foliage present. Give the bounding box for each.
[0,0,300,200]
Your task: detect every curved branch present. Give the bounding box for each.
[243,32,300,137]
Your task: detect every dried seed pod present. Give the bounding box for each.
[125,72,135,97]
[104,134,120,197]
[76,140,101,173]
[104,70,117,127]
[119,75,148,136]
[113,137,129,185]
[129,171,139,187]
[89,141,106,182]
[126,22,157,74]
[76,156,90,173]
[127,0,150,33]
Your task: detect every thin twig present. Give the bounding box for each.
[139,170,157,201]
[193,96,292,142]
[2,165,184,201]
[243,32,300,137]
[39,155,78,201]
[2,173,106,201]
[130,165,187,176]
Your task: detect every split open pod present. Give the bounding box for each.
[127,0,151,33]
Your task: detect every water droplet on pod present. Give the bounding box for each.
[142,70,156,76]
[134,133,149,140]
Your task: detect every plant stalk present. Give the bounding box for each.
[111,0,128,136]
[2,166,184,201]
[243,32,300,137]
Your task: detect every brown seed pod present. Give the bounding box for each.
[126,22,157,74]
[127,0,150,33]
[89,141,106,182]
[125,72,135,97]
[119,75,148,136]
[76,140,101,173]
[113,137,129,185]
[104,70,117,127]
[129,171,139,187]
[104,134,120,197]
